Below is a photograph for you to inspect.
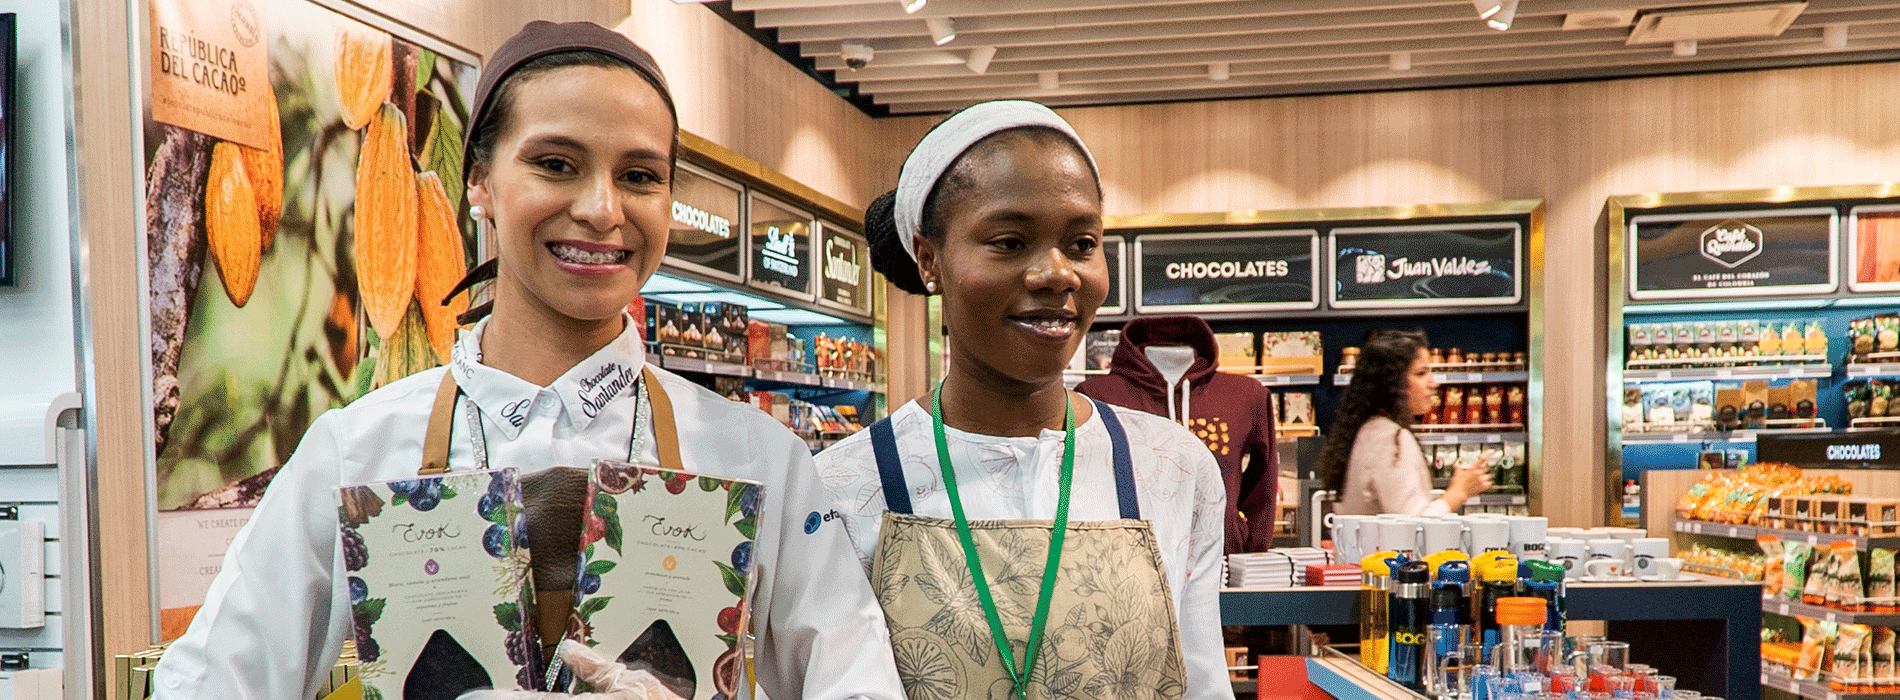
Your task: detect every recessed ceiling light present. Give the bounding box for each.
[901,0,926,13]
[1208,62,1230,81]
[1390,52,1412,71]
[1486,0,1519,30]
[966,46,997,74]
[1039,71,1058,90]
[1823,24,1848,49]
[1627,2,1807,44]
[1562,9,1637,30]
[926,17,956,45]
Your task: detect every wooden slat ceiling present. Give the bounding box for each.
[716,0,1900,115]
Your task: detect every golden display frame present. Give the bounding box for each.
[1106,199,1549,517]
[678,129,863,229]
[1603,183,1900,523]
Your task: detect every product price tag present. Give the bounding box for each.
[1778,602,1791,615]
[1809,534,1820,545]
[1826,611,1838,623]
[1658,370,1673,380]
[1717,369,1734,378]
[1672,434,1689,443]
[1727,526,1740,538]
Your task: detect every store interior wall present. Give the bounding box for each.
[54,0,1900,666]
[872,60,1900,527]
[0,0,79,399]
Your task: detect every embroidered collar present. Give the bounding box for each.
[449,314,648,439]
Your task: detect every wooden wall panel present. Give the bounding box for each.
[875,61,1900,528]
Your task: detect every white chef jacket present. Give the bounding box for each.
[153,316,904,700]
[812,400,1235,700]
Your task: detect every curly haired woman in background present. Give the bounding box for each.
[1319,329,1491,515]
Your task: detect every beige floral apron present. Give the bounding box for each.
[865,397,1188,700]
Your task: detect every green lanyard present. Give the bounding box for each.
[930,383,1074,700]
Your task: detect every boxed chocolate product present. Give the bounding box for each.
[747,320,770,363]
[1213,331,1258,370]
[654,303,684,354]
[1641,381,1715,427]
[1282,391,1315,427]
[1084,330,1120,371]
[1260,331,1323,375]
[1715,387,1743,430]
[1743,380,1770,429]
[720,302,750,356]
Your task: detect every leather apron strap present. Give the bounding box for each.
[641,366,685,471]
[419,371,459,475]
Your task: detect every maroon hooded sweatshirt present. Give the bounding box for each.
[1076,316,1279,553]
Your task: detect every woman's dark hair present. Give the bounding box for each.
[864,124,1100,296]
[1317,328,1431,496]
[465,50,679,182]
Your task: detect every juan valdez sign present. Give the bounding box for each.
[1331,222,1522,309]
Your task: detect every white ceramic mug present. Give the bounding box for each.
[1466,518,1512,555]
[1629,537,1671,578]
[1420,519,1465,556]
[1645,557,1685,581]
[1606,527,1646,541]
[1547,537,1587,581]
[1508,516,1549,560]
[1585,538,1631,579]
[1379,518,1423,558]
[1332,514,1367,563]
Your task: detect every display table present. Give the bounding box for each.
[1223,575,1763,700]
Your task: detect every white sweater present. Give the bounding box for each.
[1336,416,1448,516]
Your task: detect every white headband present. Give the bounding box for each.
[893,100,1098,263]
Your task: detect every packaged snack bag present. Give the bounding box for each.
[1875,627,1897,691]
[1835,624,1873,690]
[1761,535,1786,596]
[1787,541,1814,602]
[1869,549,1896,613]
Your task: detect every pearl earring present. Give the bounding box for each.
[469,205,485,220]
[925,281,938,293]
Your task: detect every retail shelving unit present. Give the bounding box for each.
[1605,184,1900,524]
[1759,673,1900,700]
[643,137,887,449]
[1104,200,1546,524]
[1222,578,1763,700]
[1673,518,1900,550]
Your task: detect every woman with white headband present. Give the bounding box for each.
[814,101,1233,700]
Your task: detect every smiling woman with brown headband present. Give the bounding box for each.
[154,21,901,700]
[814,100,1233,700]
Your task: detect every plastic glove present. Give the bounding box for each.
[456,640,687,700]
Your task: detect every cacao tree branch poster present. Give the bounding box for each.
[142,0,478,638]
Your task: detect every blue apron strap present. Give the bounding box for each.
[868,417,913,515]
[1090,399,1141,520]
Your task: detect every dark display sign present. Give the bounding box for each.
[664,163,744,282]
[1134,230,1318,313]
[818,221,869,313]
[1758,431,1900,468]
[749,193,814,299]
[1330,222,1522,309]
[1628,207,1837,301]
[1100,236,1125,315]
